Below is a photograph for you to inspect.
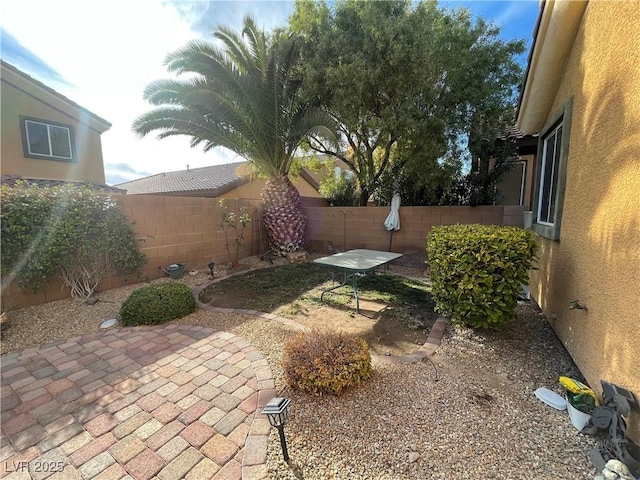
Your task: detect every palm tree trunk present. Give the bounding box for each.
[261,175,307,255]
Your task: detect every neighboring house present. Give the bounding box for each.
[0,60,111,184]
[297,154,353,192]
[516,0,639,439]
[116,161,325,204]
[492,128,538,208]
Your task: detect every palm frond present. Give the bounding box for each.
[242,15,268,71]
[133,16,337,178]
[164,40,221,74]
[214,19,263,76]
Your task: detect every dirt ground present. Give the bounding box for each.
[274,301,433,356]
[1,256,434,357]
[198,268,436,356]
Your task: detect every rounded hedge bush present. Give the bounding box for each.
[120,282,196,327]
[426,224,538,330]
[283,330,373,396]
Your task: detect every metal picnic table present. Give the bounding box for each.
[313,249,403,313]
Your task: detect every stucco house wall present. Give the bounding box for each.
[222,175,322,200]
[523,1,639,438]
[0,61,110,183]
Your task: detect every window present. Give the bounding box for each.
[532,99,572,241]
[537,123,562,225]
[20,116,75,162]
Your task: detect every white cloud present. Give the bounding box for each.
[2,0,534,185]
[165,0,294,36]
[1,0,260,184]
[491,1,533,29]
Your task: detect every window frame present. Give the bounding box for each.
[517,160,526,206]
[20,115,76,163]
[531,98,573,241]
[536,123,562,226]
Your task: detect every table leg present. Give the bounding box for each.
[352,271,360,313]
[320,270,349,303]
[319,269,372,314]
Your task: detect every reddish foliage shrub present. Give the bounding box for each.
[283,330,373,395]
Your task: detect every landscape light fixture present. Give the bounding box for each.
[207,262,215,278]
[262,397,291,462]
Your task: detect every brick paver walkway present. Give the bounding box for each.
[0,325,276,480]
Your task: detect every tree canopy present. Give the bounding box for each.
[289,0,525,205]
[133,16,337,253]
[133,16,335,179]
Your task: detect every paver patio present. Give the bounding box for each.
[0,325,276,480]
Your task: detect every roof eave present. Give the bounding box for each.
[516,0,588,135]
[0,60,112,133]
[299,167,321,191]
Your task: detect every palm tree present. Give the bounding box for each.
[133,16,335,254]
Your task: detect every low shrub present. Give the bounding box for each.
[283,330,373,395]
[426,224,537,330]
[120,282,196,327]
[1,182,145,299]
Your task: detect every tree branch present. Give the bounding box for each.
[306,137,356,172]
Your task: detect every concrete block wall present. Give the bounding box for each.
[2,195,264,310]
[304,205,527,263]
[2,197,526,310]
[502,205,530,226]
[112,195,264,286]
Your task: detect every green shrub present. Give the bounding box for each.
[1,182,146,299]
[319,172,359,206]
[120,283,196,326]
[283,330,373,395]
[426,224,538,330]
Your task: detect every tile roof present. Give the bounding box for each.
[115,162,250,195]
[499,125,539,140]
[1,175,125,193]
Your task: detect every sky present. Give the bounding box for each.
[1,0,540,185]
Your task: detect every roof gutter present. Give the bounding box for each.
[516,0,588,134]
[514,0,545,125]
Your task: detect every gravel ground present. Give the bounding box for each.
[0,255,292,355]
[264,302,598,480]
[0,256,598,479]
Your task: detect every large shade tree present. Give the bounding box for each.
[133,16,335,254]
[289,0,525,205]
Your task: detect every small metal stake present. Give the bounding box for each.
[276,425,289,462]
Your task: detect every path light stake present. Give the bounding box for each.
[262,397,291,462]
[207,262,215,278]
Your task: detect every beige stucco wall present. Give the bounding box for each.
[488,154,535,208]
[521,154,535,209]
[0,64,108,183]
[223,175,322,200]
[529,1,640,437]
